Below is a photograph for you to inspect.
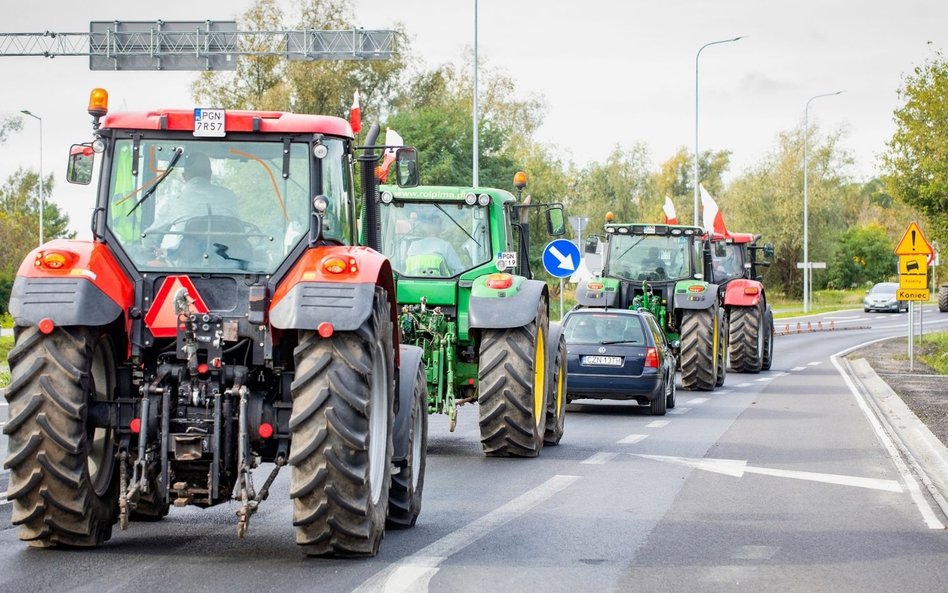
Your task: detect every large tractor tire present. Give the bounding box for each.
[477,301,549,457]
[3,326,119,547]
[715,312,728,387]
[939,285,948,313]
[543,332,567,446]
[680,308,717,391]
[386,363,428,530]
[289,288,395,557]
[761,308,775,371]
[728,305,763,373]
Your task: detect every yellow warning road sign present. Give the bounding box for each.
[897,288,929,301]
[894,221,934,256]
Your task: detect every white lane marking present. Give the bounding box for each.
[790,366,806,372]
[825,315,863,320]
[732,545,779,560]
[735,383,753,388]
[351,475,580,593]
[831,341,945,530]
[807,361,823,366]
[772,372,789,378]
[686,397,709,405]
[634,454,903,492]
[581,452,618,465]
[0,402,8,408]
[716,390,732,395]
[754,377,772,383]
[645,420,671,428]
[617,434,648,444]
[668,407,692,415]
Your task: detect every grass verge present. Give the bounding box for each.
[1,334,11,388]
[920,331,948,375]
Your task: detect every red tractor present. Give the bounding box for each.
[710,232,775,372]
[3,89,428,556]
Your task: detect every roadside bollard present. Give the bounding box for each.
[830,320,835,330]
[807,322,813,332]
[796,322,801,333]
[818,320,823,330]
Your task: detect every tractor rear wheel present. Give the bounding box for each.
[386,363,427,529]
[715,314,728,387]
[939,285,948,313]
[728,305,763,373]
[477,301,549,457]
[680,308,716,391]
[3,326,119,547]
[289,288,394,557]
[543,333,567,446]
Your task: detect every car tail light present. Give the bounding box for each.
[644,347,659,368]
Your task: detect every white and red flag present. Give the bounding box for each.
[349,90,362,134]
[377,128,404,182]
[700,184,728,236]
[662,196,678,225]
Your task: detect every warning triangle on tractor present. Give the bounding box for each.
[894,221,934,256]
[144,275,209,338]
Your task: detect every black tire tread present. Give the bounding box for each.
[543,335,567,446]
[680,309,716,391]
[289,289,394,557]
[386,363,427,529]
[728,306,762,373]
[939,285,948,313]
[3,326,116,547]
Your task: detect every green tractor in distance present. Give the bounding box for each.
[578,222,727,391]
[375,179,569,457]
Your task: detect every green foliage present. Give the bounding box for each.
[653,147,730,224]
[570,143,654,234]
[920,331,948,375]
[883,50,948,246]
[0,277,11,316]
[826,224,897,288]
[723,125,853,296]
[0,116,23,145]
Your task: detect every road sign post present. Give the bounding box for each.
[895,221,934,370]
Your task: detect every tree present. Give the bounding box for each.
[883,50,948,246]
[826,224,897,289]
[0,116,23,145]
[191,0,412,129]
[724,125,854,296]
[653,147,730,224]
[570,143,655,234]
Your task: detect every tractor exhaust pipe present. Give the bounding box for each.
[360,124,382,252]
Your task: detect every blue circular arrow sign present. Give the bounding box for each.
[542,239,581,278]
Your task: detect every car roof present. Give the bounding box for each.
[564,308,654,321]
[871,282,898,289]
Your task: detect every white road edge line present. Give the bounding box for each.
[830,339,944,530]
[350,475,580,593]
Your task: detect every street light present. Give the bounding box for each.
[20,109,44,246]
[473,0,480,187]
[803,90,843,313]
[694,36,744,225]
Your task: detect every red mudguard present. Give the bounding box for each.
[723,278,764,308]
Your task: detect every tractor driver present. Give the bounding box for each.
[144,151,240,252]
[404,212,464,276]
[642,246,666,279]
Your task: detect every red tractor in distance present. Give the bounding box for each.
[3,89,428,556]
[710,232,775,373]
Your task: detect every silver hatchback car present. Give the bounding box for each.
[864,282,907,313]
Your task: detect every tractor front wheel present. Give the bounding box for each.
[289,288,394,557]
[386,363,428,529]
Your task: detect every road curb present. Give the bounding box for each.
[845,357,948,520]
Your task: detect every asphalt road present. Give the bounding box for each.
[2,306,947,593]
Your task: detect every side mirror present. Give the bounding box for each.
[763,243,775,259]
[66,144,94,185]
[545,206,566,236]
[394,147,419,188]
[584,236,601,254]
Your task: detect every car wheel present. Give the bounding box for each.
[650,380,667,416]
[666,374,676,409]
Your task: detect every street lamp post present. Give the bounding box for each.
[694,36,744,225]
[803,91,843,313]
[20,110,44,246]
[473,0,480,187]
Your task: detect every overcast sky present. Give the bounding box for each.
[1,0,945,237]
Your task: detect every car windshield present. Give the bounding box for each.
[379,201,491,278]
[606,234,692,281]
[106,138,343,274]
[870,284,897,295]
[563,313,646,345]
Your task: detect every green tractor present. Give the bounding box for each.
[374,180,569,457]
[578,223,727,391]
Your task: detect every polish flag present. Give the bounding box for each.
[349,90,361,134]
[662,196,678,225]
[377,128,404,182]
[700,184,728,236]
